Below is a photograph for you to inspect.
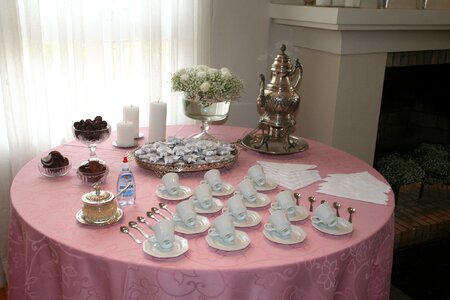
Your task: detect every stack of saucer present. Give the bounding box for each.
[257,161,322,190]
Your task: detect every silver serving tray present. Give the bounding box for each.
[132,144,239,177]
[239,134,308,155]
[76,208,123,226]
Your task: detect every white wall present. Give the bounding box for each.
[210,0,271,129]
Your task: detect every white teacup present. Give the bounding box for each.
[223,194,247,221]
[237,178,258,203]
[193,183,213,209]
[208,214,235,244]
[272,190,296,217]
[203,169,223,192]
[152,219,175,250]
[264,210,291,238]
[158,173,180,196]
[247,164,266,186]
[311,202,338,228]
[173,200,197,227]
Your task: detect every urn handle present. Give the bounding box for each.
[290,58,303,89]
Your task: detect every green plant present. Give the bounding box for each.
[377,154,425,188]
[411,143,450,185]
[377,154,425,203]
[171,65,244,103]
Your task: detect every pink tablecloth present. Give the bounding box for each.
[8,125,395,300]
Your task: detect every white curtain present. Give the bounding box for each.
[0,0,211,287]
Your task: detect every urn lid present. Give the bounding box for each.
[82,183,114,205]
[271,44,294,74]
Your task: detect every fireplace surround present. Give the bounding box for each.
[269,4,450,164]
[374,51,449,162]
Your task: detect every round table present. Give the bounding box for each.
[8,125,395,300]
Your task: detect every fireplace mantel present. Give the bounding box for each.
[270,4,450,31]
[268,4,450,164]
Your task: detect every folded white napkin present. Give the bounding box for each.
[317,171,391,205]
[257,161,322,190]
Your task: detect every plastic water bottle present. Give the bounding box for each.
[117,156,136,206]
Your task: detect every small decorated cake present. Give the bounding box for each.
[81,184,118,223]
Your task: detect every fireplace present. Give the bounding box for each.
[269,4,450,164]
[374,50,450,162]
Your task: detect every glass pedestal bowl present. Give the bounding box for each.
[183,98,230,140]
[72,123,111,164]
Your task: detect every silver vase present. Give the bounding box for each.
[183,98,231,140]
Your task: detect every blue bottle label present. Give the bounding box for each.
[118,174,135,198]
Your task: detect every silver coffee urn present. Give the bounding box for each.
[241,44,309,154]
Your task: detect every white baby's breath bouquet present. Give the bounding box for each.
[171,65,244,103]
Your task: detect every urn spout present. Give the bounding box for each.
[257,74,266,110]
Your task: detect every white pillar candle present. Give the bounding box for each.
[116,121,135,147]
[148,101,167,142]
[123,105,140,138]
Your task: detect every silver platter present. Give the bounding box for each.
[240,134,308,155]
[132,144,239,177]
[76,208,123,226]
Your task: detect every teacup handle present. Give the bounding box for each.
[208,228,219,237]
[264,223,276,232]
[221,207,230,214]
[311,216,323,225]
[172,214,181,222]
[157,184,166,192]
[270,202,281,210]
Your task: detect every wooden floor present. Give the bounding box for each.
[0,286,6,300]
[394,183,450,250]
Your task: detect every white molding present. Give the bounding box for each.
[270,22,450,55]
[270,4,450,31]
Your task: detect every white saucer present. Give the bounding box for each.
[263,225,307,245]
[230,210,262,228]
[244,193,271,208]
[76,208,123,226]
[269,205,309,222]
[254,179,278,191]
[142,235,189,258]
[211,182,234,197]
[174,215,211,234]
[192,197,223,214]
[113,140,138,148]
[156,185,193,201]
[205,230,251,251]
[311,217,353,235]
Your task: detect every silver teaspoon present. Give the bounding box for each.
[146,211,160,222]
[348,207,356,223]
[294,193,301,206]
[120,226,142,244]
[137,216,154,230]
[151,207,169,220]
[333,202,341,217]
[308,196,316,212]
[159,203,174,216]
[128,221,150,238]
